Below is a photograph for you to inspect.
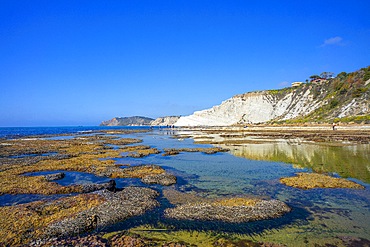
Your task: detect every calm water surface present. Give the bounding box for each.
[123,129,370,245]
[222,141,370,183]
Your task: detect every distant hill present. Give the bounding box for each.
[100,116,181,126]
[100,116,154,126]
[175,66,370,126]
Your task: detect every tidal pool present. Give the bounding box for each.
[24,170,144,190]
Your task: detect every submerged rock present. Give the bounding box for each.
[44,172,65,181]
[338,236,370,247]
[32,233,190,247]
[280,172,365,189]
[141,173,177,186]
[162,149,180,156]
[119,165,177,186]
[110,234,149,247]
[164,197,291,223]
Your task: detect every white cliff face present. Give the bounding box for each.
[337,97,369,118]
[174,74,370,126]
[279,87,322,120]
[174,86,336,126]
[150,116,180,126]
[175,89,322,126]
[175,92,270,126]
[175,95,254,126]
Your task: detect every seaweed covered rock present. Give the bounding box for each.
[110,234,148,247]
[44,172,65,181]
[111,165,177,186]
[0,193,106,246]
[80,179,117,193]
[141,173,177,186]
[164,197,291,223]
[45,187,159,238]
[162,149,180,156]
[280,173,365,189]
[119,164,165,178]
[124,147,161,158]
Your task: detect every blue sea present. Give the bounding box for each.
[0,126,149,139]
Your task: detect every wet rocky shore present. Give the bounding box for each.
[1,127,369,246]
[177,125,370,144]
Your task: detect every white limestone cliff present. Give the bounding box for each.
[175,89,323,126]
[174,81,369,126]
[150,116,180,126]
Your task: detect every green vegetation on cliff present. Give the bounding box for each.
[271,66,370,124]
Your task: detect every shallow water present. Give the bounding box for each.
[1,127,369,246]
[25,170,112,185]
[121,129,370,245]
[24,170,144,189]
[9,152,58,158]
[0,126,149,139]
[222,141,370,183]
[0,193,75,207]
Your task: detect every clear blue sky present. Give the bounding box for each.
[1,0,369,126]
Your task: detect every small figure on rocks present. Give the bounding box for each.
[85,214,100,231]
[107,179,116,192]
[332,123,337,130]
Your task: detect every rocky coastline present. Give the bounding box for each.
[0,127,369,246]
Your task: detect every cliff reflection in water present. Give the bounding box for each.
[220,142,370,183]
